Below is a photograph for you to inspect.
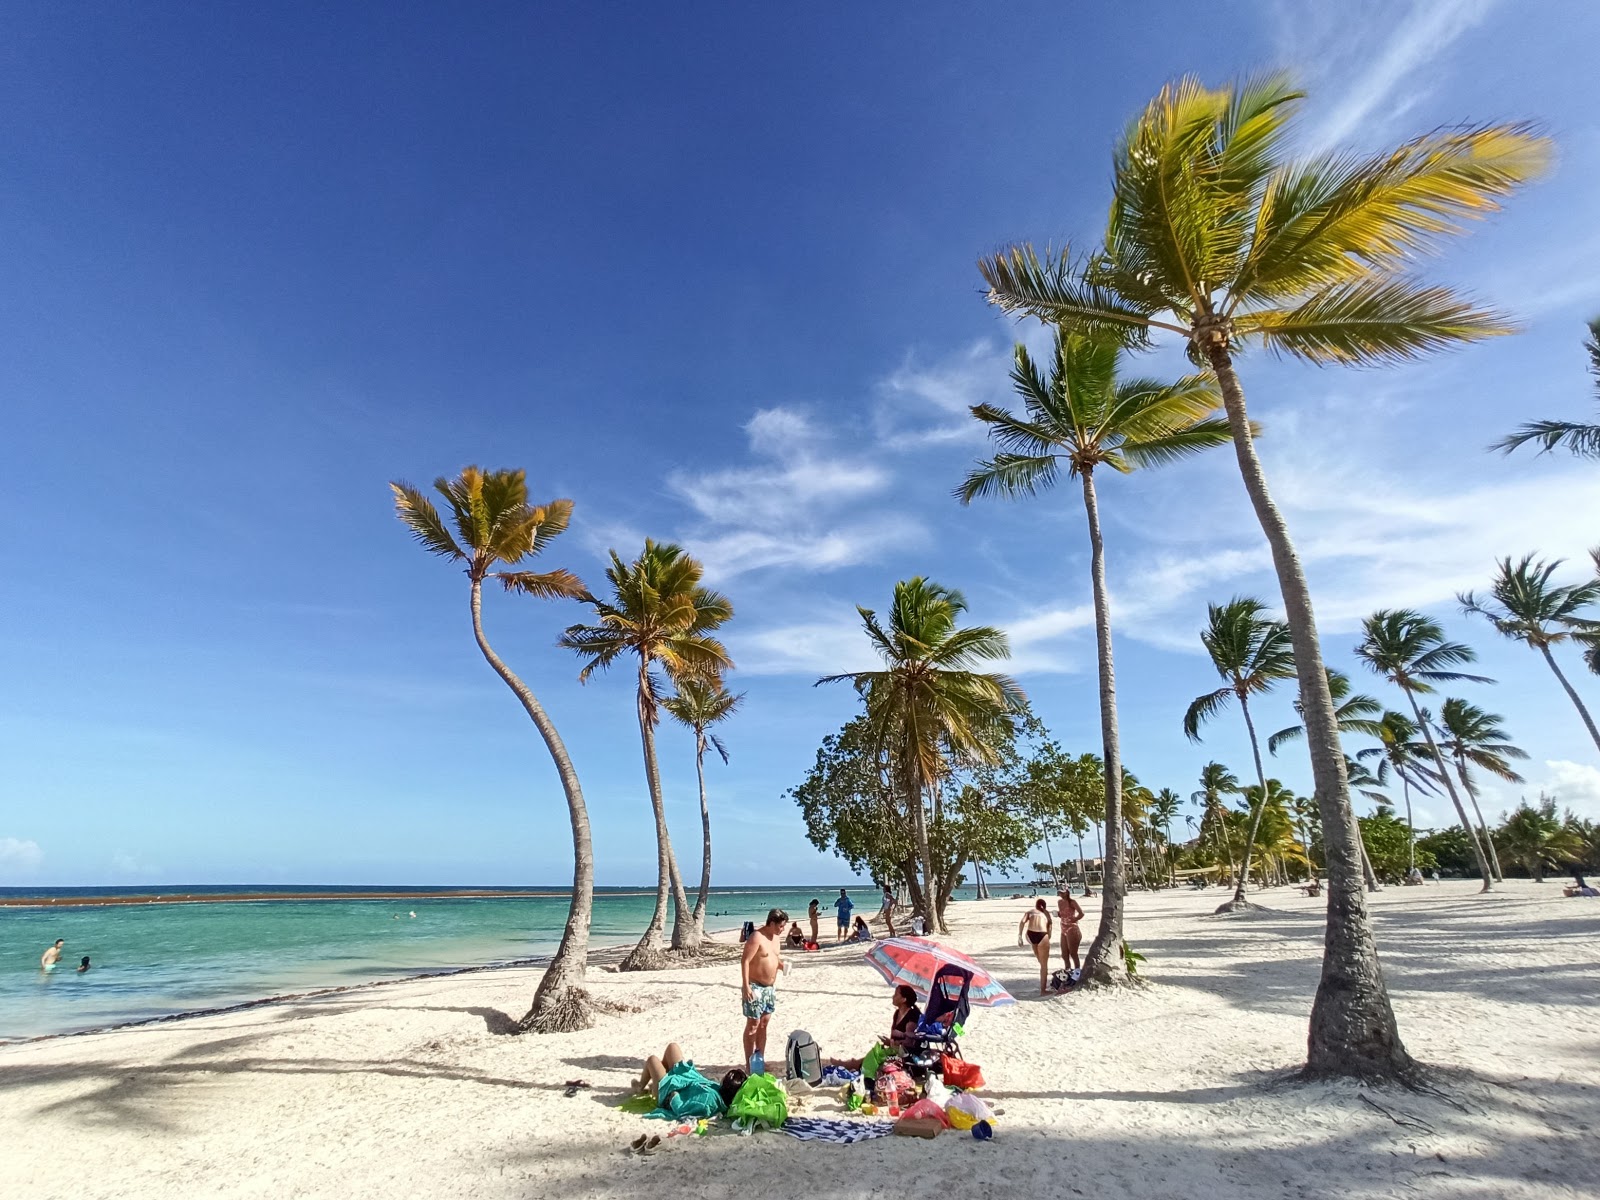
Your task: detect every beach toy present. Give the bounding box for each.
[860,1102,876,1116]
[972,1120,994,1141]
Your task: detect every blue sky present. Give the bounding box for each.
[4,1,1600,887]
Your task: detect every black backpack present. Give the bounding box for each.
[739,920,756,943]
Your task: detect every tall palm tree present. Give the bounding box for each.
[1121,770,1157,890]
[1459,555,1600,752]
[1184,597,1297,909]
[1192,762,1241,883]
[1495,318,1600,459]
[820,578,1025,933]
[1268,670,1385,753]
[978,73,1548,1079]
[1356,710,1436,873]
[661,677,744,940]
[562,540,732,967]
[1355,610,1495,892]
[957,329,1228,978]
[1151,788,1182,886]
[1433,698,1528,883]
[390,467,596,1031]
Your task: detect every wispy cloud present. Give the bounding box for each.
[0,837,43,872]
[666,407,926,580]
[1280,0,1498,151]
[872,339,1017,449]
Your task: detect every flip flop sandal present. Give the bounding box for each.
[629,1135,648,1153]
[637,1135,661,1156]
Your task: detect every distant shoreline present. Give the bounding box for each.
[0,889,655,909]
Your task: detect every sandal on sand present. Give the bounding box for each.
[634,1135,661,1157]
[563,1079,591,1097]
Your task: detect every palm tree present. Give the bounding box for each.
[390,467,596,1031]
[978,74,1548,1079]
[1496,798,1585,881]
[1192,762,1241,883]
[1268,670,1385,753]
[562,540,732,967]
[1356,711,1436,873]
[956,329,1228,978]
[1184,597,1297,910]
[1151,788,1182,886]
[1459,555,1600,752]
[1121,770,1157,890]
[661,677,744,941]
[1341,755,1388,892]
[1495,318,1600,459]
[820,578,1025,933]
[1355,610,1495,892]
[1433,698,1528,883]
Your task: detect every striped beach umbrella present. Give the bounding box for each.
[861,936,1015,1007]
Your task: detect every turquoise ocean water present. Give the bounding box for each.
[1,885,979,1041]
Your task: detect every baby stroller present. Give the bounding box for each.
[904,963,972,1080]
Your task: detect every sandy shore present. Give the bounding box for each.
[3,880,1597,1199]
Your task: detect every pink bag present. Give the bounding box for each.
[901,1098,949,1125]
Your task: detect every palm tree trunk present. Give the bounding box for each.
[1453,754,1503,882]
[1539,644,1600,753]
[1405,692,1493,893]
[1227,695,1272,909]
[1209,799,1238,882]
[909,772,941,933]
[467,580,595,1031]
[1358,832,1380,892]
[623,664,696,966]
[692,729,712,937]
[1206,340,1412,1080]
[1401,776,1415,872]
[1076,468,1127,984]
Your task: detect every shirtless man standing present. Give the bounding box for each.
[739,908,787,1072]
[41,939,64,970]
[1057,889,1085,973]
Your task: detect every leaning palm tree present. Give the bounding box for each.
[1355,610,1495,892]
[390,467,595,1031]
[1192,762,1241,883]
[1356,710,1437,873]
[1494,318,1600,459]
[1459,555,1600,752]
[957,329,1229,976]
[1433,698,1527,883]
[1184,597,1297,911]
[978,73,1548,1079]
[562,540,732,967]
[661,677,744,940]
[820,578,1025,934]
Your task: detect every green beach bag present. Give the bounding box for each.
[727,1072,788,1130]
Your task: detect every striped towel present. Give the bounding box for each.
[778,1117,895,1144]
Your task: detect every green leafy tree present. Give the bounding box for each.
[1183,597,1297,909]
[978,73,1548,1080]
[1459,555,1600,751]
[1022,743,1106,890]
[390,467,595,1031]
[957,330,1227,979]
[1495,318,1600,459]
[1495,797,1585,881]
[1433,698,1527,883]
[1356,610,1497,890]
[1416,826,1476,876]
[1356,711,1437,872]
[820,578,1025,933]
[661,677,744,941]
[562,540,732,966]
[1359,807,1430,883]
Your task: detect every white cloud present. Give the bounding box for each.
[0,837,43,872]
[872,339,1017,448]
[665,407,926,580]
[1284,0,1499,151]
[111,851,160,877]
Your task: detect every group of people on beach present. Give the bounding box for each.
[1017,889,1084,996]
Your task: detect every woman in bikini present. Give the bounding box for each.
[1018,898,1053,996]
[1057,887,1085,974]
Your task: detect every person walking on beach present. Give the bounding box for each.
[1057,888,1085,974]
[1019,899,1053,996]
[740,908,787,1073]
[833,889,853,943]
[41,940,64,970]
[877,885,897,936]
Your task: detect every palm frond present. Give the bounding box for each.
[977,246,1178,341]
[390,482,464,561]
[956,453,1063,502]
[497,568,589,601]
[1184,687,1234,740]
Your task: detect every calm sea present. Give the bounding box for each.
[0,884,980,1041]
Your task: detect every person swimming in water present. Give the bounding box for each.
[41,939,64,970]
[1018,899,1053,996]
[77,956,91,973]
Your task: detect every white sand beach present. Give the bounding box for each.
[3,880,1597,1200]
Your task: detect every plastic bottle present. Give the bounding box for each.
[749,1050,765,1077]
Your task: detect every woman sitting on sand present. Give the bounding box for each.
[786,921,806,948]
[826,985,922,1070]
[1019,899,1053,996]
[851,915,872,942]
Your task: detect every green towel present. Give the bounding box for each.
[646,1061,726,1121]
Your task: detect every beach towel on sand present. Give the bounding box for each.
[647,1062,725,1121]
[779,1117,894,1144]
